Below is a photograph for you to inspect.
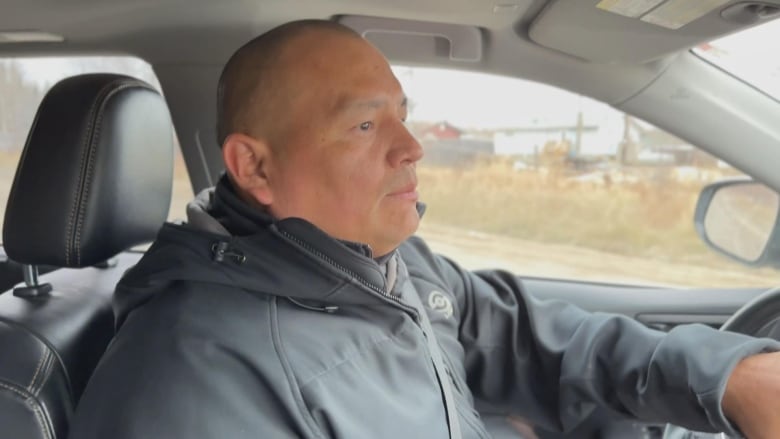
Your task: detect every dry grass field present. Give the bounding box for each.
[415,160,780,288]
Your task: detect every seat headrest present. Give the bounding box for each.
[3,74,174,268]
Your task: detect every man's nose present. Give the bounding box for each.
[388,121,424,167]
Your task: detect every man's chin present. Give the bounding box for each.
[372,218,419,257]
[396,212,421,242]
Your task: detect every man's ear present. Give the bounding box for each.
[222,133,274,206]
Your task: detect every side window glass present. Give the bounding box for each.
[395,66,778,288]
[0,57,192,230]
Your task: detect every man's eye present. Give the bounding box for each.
[359,121,374,131]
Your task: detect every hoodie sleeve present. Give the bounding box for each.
[402,237,780,435]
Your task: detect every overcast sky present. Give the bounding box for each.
[393,65,617,130]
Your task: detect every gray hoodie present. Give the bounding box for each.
[70,182,779,438]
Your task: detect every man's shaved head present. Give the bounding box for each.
[216,20,361,146]
[219,19,422,256]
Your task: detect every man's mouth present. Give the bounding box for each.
[388,182,419,200]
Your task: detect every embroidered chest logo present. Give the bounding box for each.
[427,291,453,319]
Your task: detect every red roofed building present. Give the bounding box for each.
[420,121,462,140]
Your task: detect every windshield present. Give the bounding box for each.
[694,19,780,101]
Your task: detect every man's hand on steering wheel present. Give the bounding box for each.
[723,351,780,438]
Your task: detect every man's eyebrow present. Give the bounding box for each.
[338,96,408,112]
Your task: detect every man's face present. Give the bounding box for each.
[264,32,423,256]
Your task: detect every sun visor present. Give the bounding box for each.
[338,15,483,63]
[529,0,780,63]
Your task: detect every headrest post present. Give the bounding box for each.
[14,264,53,298]
[22,264,40,287]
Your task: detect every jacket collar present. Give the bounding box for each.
[207,175,376,258]
[120,177,423,308]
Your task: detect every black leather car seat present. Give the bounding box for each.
[0,74,174,439]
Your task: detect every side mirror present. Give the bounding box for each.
[695,179,780,267]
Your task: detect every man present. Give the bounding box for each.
[70,20,780,438]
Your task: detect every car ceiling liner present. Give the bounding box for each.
[529,0,780,63]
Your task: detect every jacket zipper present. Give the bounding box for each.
[278,229,462,438]
[276,230,420,318]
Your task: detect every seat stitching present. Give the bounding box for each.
[27,348,49,392]
[65,81,110,266]
[0,380,31,399]
[31,350,55,396]
[0,316,75,406]
[0,381,53,439]
[35,392,56,439]
[71,80,149,265]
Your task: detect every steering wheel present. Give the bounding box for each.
[663,286,780,439]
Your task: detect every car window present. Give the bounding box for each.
[395,66,780,288]
[0,56,193,232]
